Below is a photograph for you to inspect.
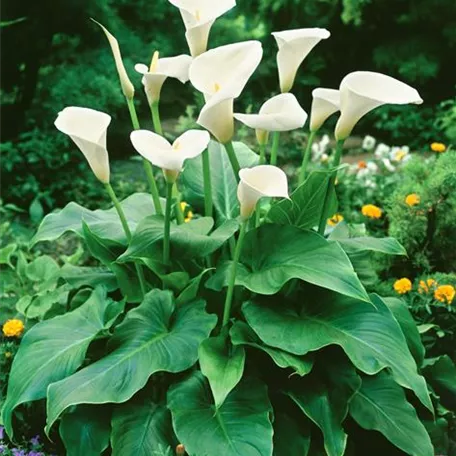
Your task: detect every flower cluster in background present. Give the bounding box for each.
[0,428,51,456]
[394,277,455,305]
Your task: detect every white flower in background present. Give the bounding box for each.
[311,134,331,160]
[272,28,331,93]
[362,135,376,151]
[190,41,263,143]
[356,160,379,178]
[130,129,210,182]
[168,0,236,57]
[55,107,111,183]
[382,158,396,172]
[320,153,330,163]
[374,143,391,158]
[365,179,377,189]
[93,20,135,100]
[390,146,411,163]
[237,165,289,220]
[335,71,423,140]
[135,52,192,104]
[309,88,340,132]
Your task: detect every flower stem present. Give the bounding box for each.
[151,101,163,135]
[259,143,266,165]
[105,183,146,297]
[224,141,241,182]
[202,149,213,217]
[299,130,317,185]
[222,220,248,327]
[126,97,163,215]
[174,187,185,225]
[317,139,345,235]
[164,182,173,266]
[270,132,280,166]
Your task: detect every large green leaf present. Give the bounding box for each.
[230,321,313,376]
[273,412,311,456]
[242,292,432,411]
[25,255,60,292]
[111,400,175,456]
[199,335,245,409]
[0,243,17,267]
[268,169,338,230]
[2,287,117,437]
[423,355,456,411]
[46,290,216,434]
[181,141,259,223]
[207,224,370,302]
[168,372,273,456]
[285,358,361,456]
[61,263,118,291]
[59,405,111,456]
[349,372,434,456]
[31,193,159,246]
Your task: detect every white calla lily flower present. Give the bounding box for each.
[309,88,341,132]
[198,98,235,144]
[237,165,289,220]
[168,0,236,57]
[55,107,111,184]
[234,93,308,134]
[272,28,330,93]
[335,71,423,140]
[130,129,210,182]
[135,52,192,104]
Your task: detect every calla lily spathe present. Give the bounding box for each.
[273,28,330,93]
[190,40,263,143]
[335,71,423,140]
[234,93,308,140]
[168,0,236,57]
[309,88,340,132]
[135,53,192,104]
[130,129,210,182]
[55,107,111,184]
[237,165,289,220]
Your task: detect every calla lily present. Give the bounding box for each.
[237,165,289,220]
[135,52,192,104]
[335,71,423,140]
[234,93,308,141]
[309,88,340,132]
[55,107,111,183]
[92,20,135,100]
[130,129,210,182]
[272,28,330,93]
[168,0,236,57]
[190,40,263,142]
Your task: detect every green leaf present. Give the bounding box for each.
[208,224,370,302]
[0,243,17,267]
[61,263,118,291]
[242,292,432,411]
[59,405,111,456]
[168,372,273,456]
[29,197,44,224]
[22,285,70,320]
[31,193,158,246]
[273,412,311,456]
[285,359,361,456]
[349,372,434,456]
[25,255,60,291]
[176,269,213,306]
[383,297,425,367]
[182,141,259,223]
[230,321,313,376]
[2,287,117,438]
[46,291,216,434]
[199,335,245,409]
[423,355,456,411]
[111,400,175,456]
[268,169,338,230]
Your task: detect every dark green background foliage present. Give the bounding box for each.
[1,0,455,208]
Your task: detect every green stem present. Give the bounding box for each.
[224,141,241,182]
[164,182,173,266]
[126,97,162,215]
[317,140,345,235]
[175,187,185,225]
[105,183,146,297]
[270,132,280,166]
[299,130,317,185]
[202,149,213,217]
[222,220,248,327]
[151,101,163,135]
[259,143,266,165]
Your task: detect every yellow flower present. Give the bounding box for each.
[361,204,382,219]
[184,211,194,223]
[5,351,12,359]
[328,214,344,226]
[394,149,408,161]
[405,193,420,207]
[418,278,437,294]
[2,319,25,337]
[180,202,188,211]
[394,278,412,295]
[431,142,446,153]
[434,285,455,305]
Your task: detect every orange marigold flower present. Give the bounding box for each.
[405,193,420,207]
[431,142,446,153]
[418,278,437,294]
[358,160,367,169]
[328,214,344,226]
[361,204,382,219]
[2,319,25,337]
[434,285,455,305]
[394,278,412,295]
